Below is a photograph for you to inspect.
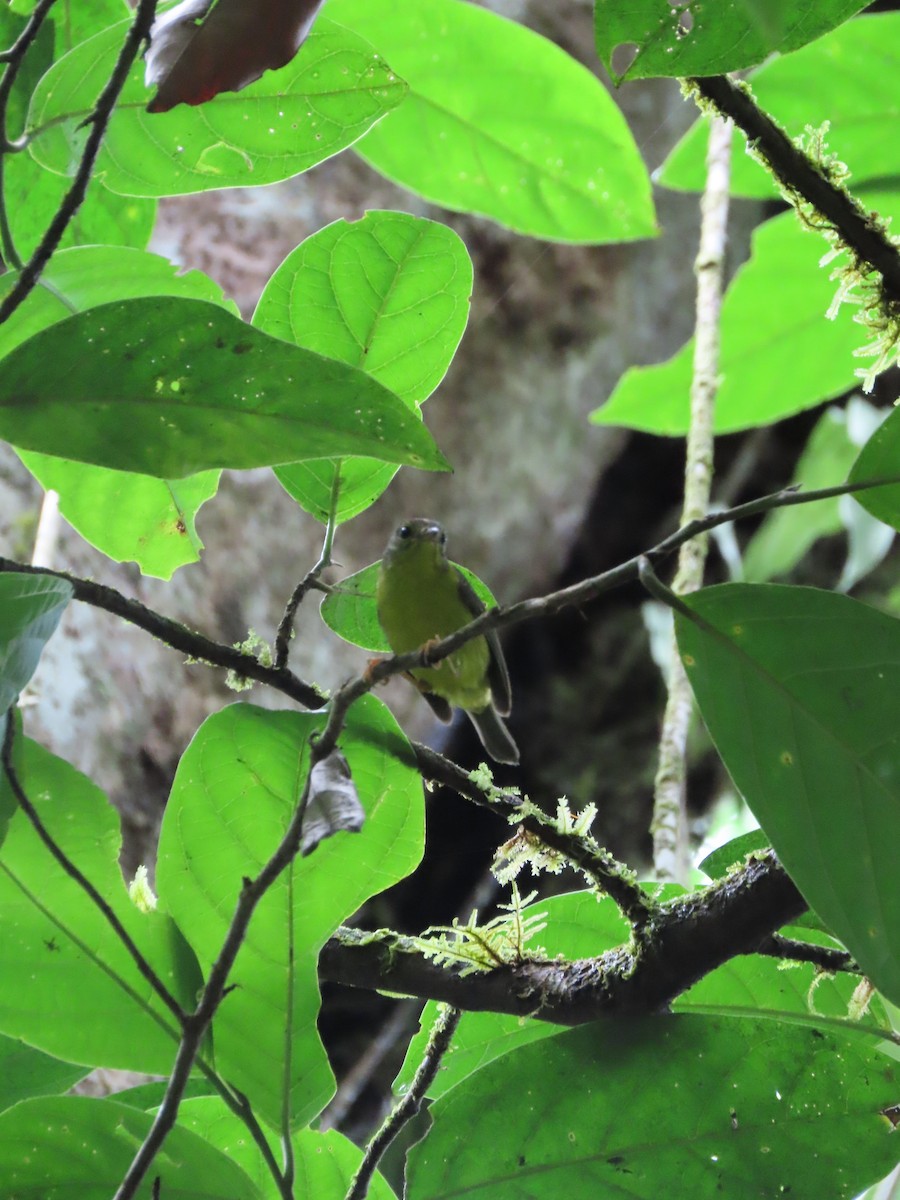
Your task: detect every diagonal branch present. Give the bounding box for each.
[0,0,159,325]
[688,75,900,303]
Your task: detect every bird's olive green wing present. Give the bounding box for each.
[453,566,512,717]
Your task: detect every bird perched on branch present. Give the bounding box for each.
[376,518,519,765]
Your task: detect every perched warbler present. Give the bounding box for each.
[376,518,519,765]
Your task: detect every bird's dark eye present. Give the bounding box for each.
[397,524,412,539]
[439,530,447,547]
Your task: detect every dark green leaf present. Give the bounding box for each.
[0,298,449,478]
[27,18,407,197]
[849,403,900,531]
[156,698,423,1129]
[254,210,472,524]
[677,584,900,1006]
[408,1017,897,1199]
[0,737,203,1073]
[597,0,869,83]
[0,1035,85,1114]
[0,1096,263,1198]
[321,561,496,653]
[0,573,72,714]
[331,0,656,243]
[698,830,772,879]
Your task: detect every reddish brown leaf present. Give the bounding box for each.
[145,0,326,113]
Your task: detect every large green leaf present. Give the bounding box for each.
[0,738,203,1073]
[660,13,900,197]
[593,210,867,435]
[0,298,449,478]
[330,0,655,244]
[407,1016,897,1199]
[596,0,869,83]
[0,574,72,715]
[320,560,496,653]
[254,210,472,524]
[26,18,406,197]
[1,246,235,578]
[156,699,423,1130]
[0,1096,263,1198]
[676,584,900,1006]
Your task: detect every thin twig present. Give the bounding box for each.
[0,714,186,1022]
[688,75,900,304]
[0,0,159,326]
[345,1006,461,1200]
[0,556,327,709]
[274,472,342,670]
[757,933,860,975]
[3,476,899,732]
[652,113,733,883]
[413,743,653,928]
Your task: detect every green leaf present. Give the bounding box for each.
[849,403,900,532]
[0,1096,263,1198]
[395,891,628,1099]
[0,248,234,577]
[698,830,771,879]
[593,210,866,434]
[330,0,655,244]
[254,210,472,524]
[407,1017,898,1199]
[660,13,900,197]
[0,573,72,714]
[0,298,449,478]
[678,924,890,1029]
[27,18,407,198]
[156,699,423,1129]
[18,456,220,580]
[320,560,496,653]
[178,1098,397,1198]
[676,583,900,1006]
[0,1035,85,1114]
[596,0,869,83]
[743,407,859,582]
[0,6,156,256]
[0,737,203,1073]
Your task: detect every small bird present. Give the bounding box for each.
[376,518,519,765]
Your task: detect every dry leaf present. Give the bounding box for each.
[300,749,365,856]
[145,0,326,113]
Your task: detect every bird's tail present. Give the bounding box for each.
[468,706,519,765]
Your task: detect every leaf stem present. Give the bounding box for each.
[274,468,343,670]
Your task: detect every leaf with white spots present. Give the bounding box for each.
[408,1016,898,1199]
[676,584,900,1006]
